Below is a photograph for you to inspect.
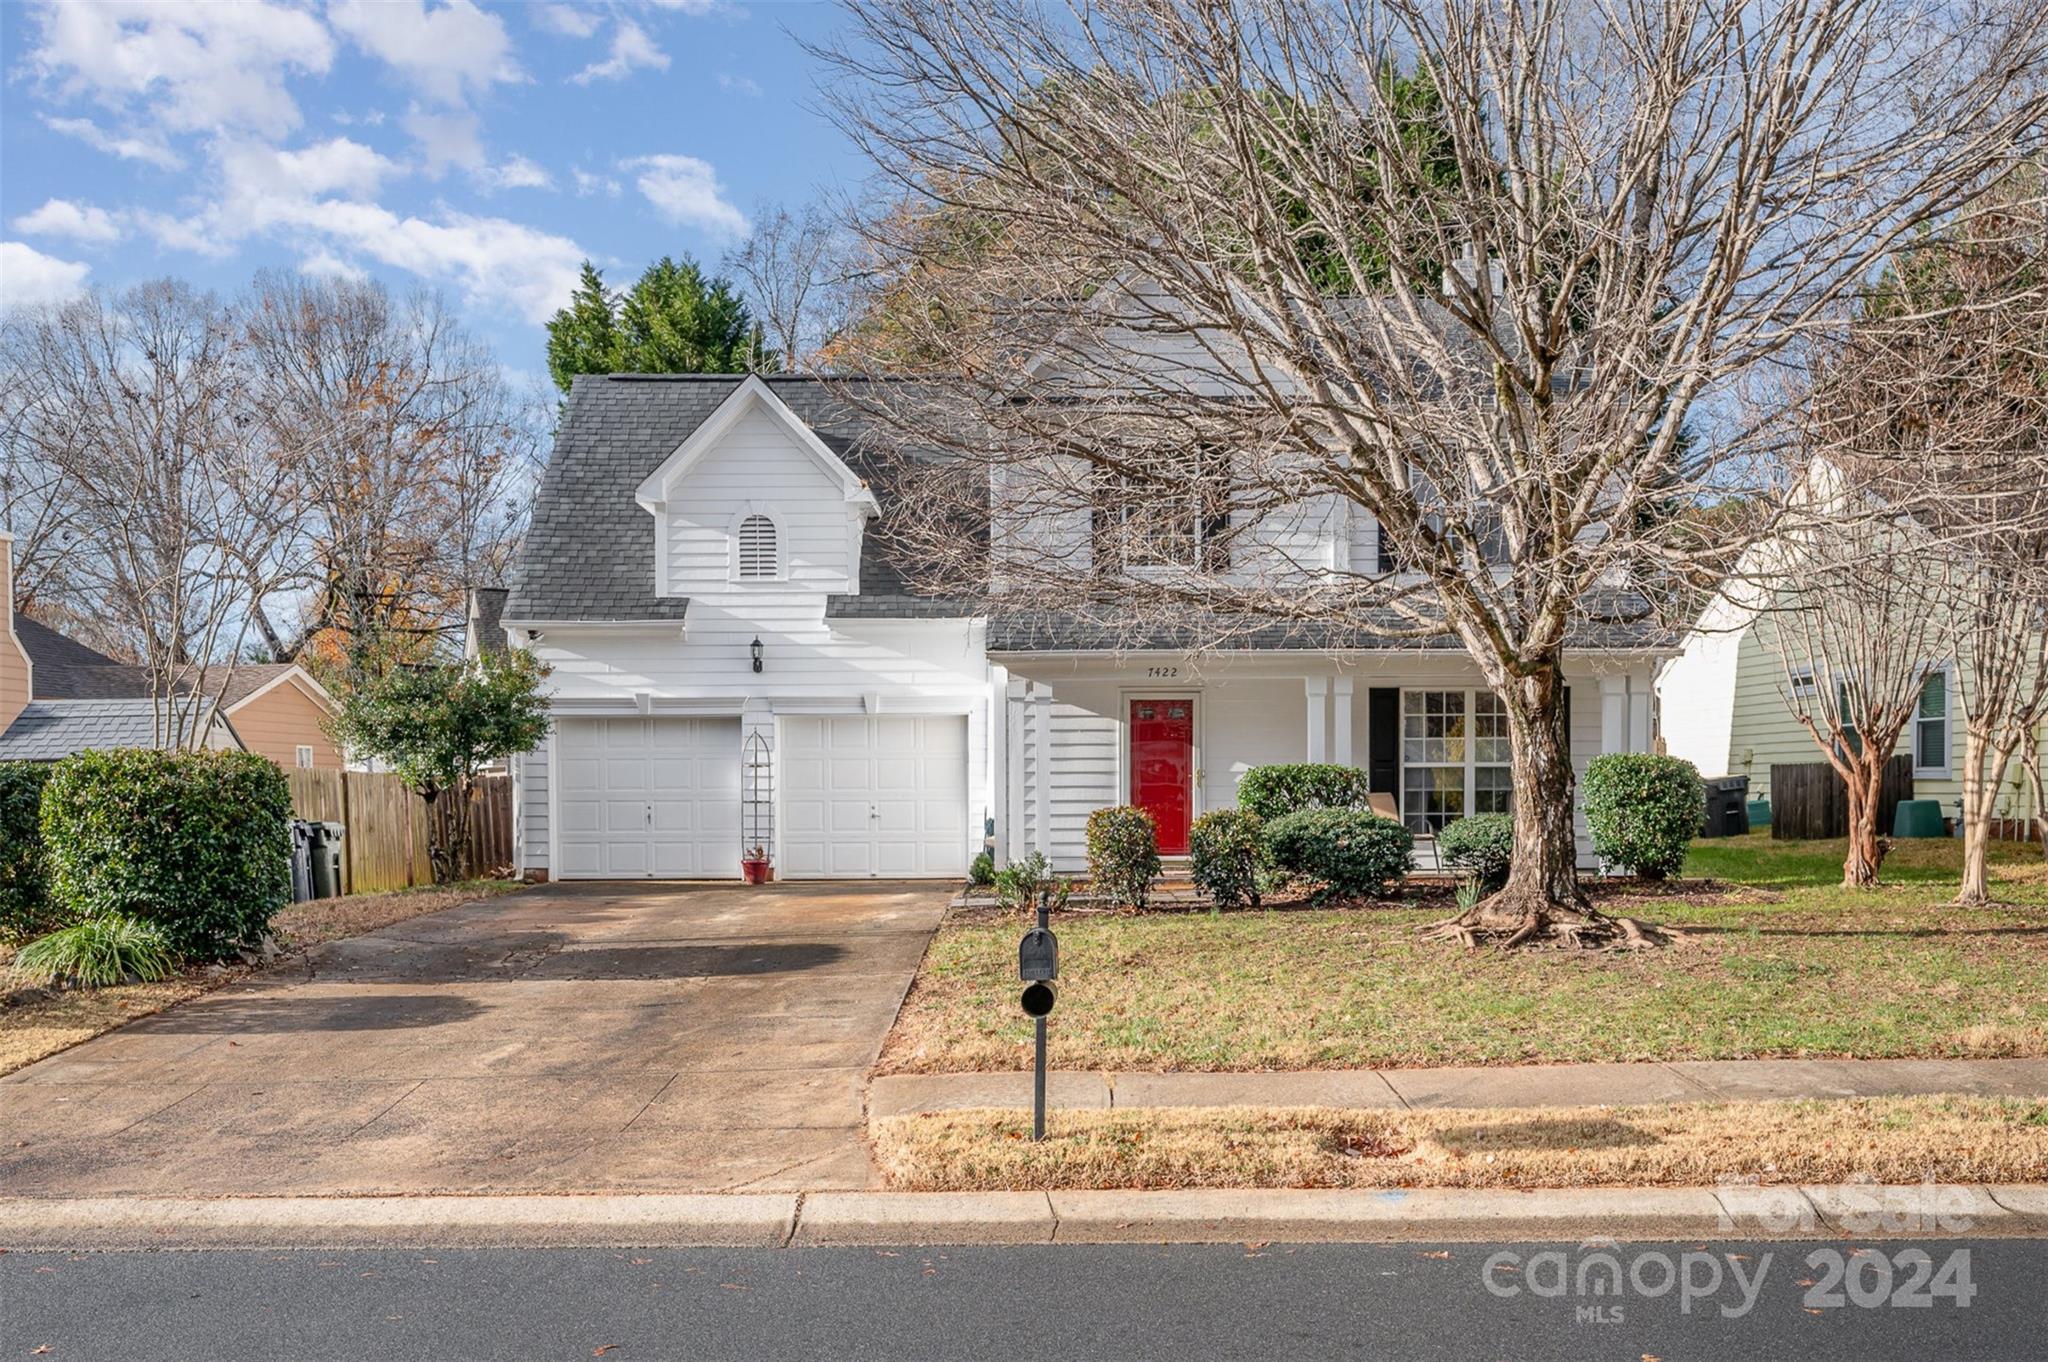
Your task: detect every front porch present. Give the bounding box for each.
[988,650,1663,875]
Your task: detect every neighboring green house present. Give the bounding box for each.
[1657,572,2045,829]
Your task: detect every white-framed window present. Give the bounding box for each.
[1913,667,1951,778]
[1400,689,1513,834]
[295,745,315,769]
[733,512,780,581]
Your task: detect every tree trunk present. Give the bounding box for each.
[1955,731,2016,907]
[1841,757,1887,888]
[1421,662,1661,949]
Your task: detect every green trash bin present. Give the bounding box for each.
[1746,798,1772,828]
[1892,799,1945,839]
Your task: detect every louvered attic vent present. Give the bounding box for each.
[736,514,779,579]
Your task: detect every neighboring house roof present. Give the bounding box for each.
[506,374,938,623]
[0,698,233,762]
[13,615,124,671]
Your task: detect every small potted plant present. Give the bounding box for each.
[741,844,773,884]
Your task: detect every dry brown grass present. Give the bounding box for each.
[0,880,522,1077]
[872,1096,2048,1191]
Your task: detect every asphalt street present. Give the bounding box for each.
[3,1239,2042,1361]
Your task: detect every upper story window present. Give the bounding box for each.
[734,513,780,581]
[1091,449,1233,573]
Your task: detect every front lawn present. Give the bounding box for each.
[878,833,2048,1073]
[0,879,521,1077]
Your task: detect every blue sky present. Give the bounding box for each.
[0,1,866,378]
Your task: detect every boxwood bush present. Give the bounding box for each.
[1581,753,1704,881]
[41,749,292,961]
[1188,808,1265,910]
[1085,804,1162,908]
[1263,808,1413,903]
[1236,763,1374,822]
[1,761,62,942]
[1438,813,1515,892]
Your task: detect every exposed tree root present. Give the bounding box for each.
[1417,887,1670,951]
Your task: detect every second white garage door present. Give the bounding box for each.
[778,715,969,878]
[555,716,741,879]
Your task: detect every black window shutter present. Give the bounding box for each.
[1368,687,1400,795]
[1563,686,1573,761]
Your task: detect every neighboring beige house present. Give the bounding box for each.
[0,531,340,768]
[1658,567,2045,827]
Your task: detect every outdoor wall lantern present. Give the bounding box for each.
[750,636,764,673]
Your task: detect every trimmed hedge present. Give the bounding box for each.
[1438,813,1515,891]
[1,762,61,942]
[41,749,292,961]
[1086,804,1162,908]
[1189,808,1265,910]
[1264,808,1413,902]
[1582,753,1704,881]
[1236,764,1375,822]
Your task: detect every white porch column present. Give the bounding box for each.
[990,666,1012,866]
[1599,675,1629,754]
[1332,677,1355,766]
[1627,671,1653,753]
[1304,677,1329,762]
[1031,683,1053,858]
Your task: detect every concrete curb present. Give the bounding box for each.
[7,1185,2046,1250]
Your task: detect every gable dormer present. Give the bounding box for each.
[633,376,880,600]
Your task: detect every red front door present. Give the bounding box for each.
[1129,697,1195,855]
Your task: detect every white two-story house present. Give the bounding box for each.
[500,373,1674,882]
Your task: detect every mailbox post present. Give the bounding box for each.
[1018,885,1060,1141]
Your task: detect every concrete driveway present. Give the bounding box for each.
[0,881,945,1197]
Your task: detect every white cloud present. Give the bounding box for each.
[478,155,553,192]
[717,73,762,98]
[405,108,485,175]
[12,199,122,244]
[132,209,233,259]
[299,249,368,282]
[328,0,522,106]
[42,115,184,170]
[626,154,747,237]
[0,241,90,309]
[573,169,623,198]
[300,202,585,323]
[573,19,668,84]
[535,4,602,38]
[27,0,333,134]
[218,137,397,210]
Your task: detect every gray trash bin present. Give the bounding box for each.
[308,821,346,899]
[288,819,315,903]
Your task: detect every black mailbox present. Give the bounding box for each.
[1019,926,1059,981]
[1021,981,1056,1018]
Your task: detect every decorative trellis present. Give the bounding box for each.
[742,728,773,859]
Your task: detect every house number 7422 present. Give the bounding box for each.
[1146,666,1180,679]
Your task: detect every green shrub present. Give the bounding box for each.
[14,914,175,988]
[1438,813,1515,891]
[994,850,1071,912]
[41,749,292,962]
[1263,808,1413,902]
[0,762,63,942]
[1236,763,1374,822]
[1085,805,1162,908]
[1189,808,1265,910]
[968,850,996,887]
[1581,753,1704,881]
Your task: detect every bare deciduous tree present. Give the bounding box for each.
[725,202,855,371]
[815,0,2048,945]
[0,281,312,746]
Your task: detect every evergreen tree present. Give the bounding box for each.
[545,256,772,393]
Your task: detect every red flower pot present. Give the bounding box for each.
[741,858,773,885]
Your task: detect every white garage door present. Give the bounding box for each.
[778,715,969,878]
[555,716,741,879]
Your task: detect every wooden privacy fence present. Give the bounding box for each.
[286,769,514,894]
[1768,754,1914,841]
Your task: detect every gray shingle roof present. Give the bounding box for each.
[14,615,124,671]
[508,374,934,622]
[0,699,228,761]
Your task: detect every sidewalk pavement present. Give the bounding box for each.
[867,1056,2048,1120]
[8,1184,2048,1250]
